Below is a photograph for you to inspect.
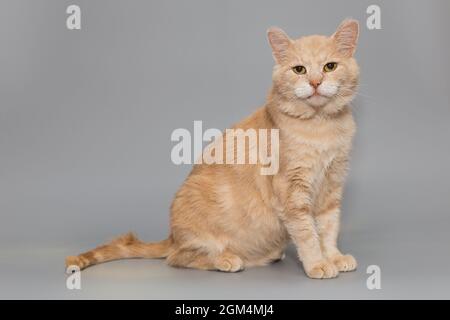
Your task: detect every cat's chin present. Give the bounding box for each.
[305,95,330,108]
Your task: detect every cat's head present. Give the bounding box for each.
[267,19,359,118]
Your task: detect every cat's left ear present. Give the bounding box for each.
[332,19,359,57]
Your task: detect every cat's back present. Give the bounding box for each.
[172,106,275,214]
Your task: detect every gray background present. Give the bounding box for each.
[1,0,449,299]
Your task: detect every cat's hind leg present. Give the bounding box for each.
[213,250,245,272]
[167,248,244,273]
[166,248,215,270]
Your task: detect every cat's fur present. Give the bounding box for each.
[66,19,360,279]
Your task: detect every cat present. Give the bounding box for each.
[66,19,360,279]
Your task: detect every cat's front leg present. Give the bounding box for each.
[315,206,357,272]
[281,177,339,279]
[315,157,357,272]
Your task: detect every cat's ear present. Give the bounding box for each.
[332,19,359,57]
[267,27,292,64]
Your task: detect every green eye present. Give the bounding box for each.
[292,65,306,75]
[323,62,337,72]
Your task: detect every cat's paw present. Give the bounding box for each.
[304,260,339,279]
[215,255,244,273]
[330,254,357,272]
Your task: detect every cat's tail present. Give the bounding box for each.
[65,232,173,270]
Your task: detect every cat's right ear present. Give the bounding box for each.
[267,27,292,64]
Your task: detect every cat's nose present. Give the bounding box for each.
[310,80,322,89]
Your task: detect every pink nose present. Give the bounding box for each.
[310,80,322,89]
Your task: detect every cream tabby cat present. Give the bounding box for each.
[66,19,360,279]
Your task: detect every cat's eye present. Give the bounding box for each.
[292,65,306,75]
[323,62,338,72]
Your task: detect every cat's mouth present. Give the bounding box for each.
[305,92,331,107]
[308,91,323,98]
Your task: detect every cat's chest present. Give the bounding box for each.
[280,119,353,156]
[281,138,338,178]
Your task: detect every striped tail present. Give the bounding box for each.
[65,233,173,270]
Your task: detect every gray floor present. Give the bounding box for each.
[1,181,449,299]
